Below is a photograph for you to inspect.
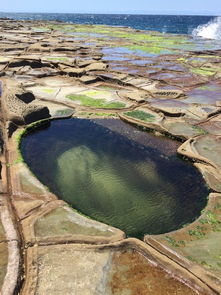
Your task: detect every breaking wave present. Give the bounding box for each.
[192,16,221,40]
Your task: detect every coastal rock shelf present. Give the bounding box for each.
[0,18,221,294]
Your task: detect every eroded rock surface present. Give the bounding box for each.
[0,18,221,294]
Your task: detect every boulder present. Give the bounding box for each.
[16,91,35,104]
[22,105,50,124]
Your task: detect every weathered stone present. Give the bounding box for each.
[16,91,35,104]
[22,240,212,295]
[61,66,85,77]
[8,59,46,69]
[85,62,108,71]
[118,89,149,103]
[27,43,51,53]
[53,46,83,52]
[20,201,125,245]
[8,114,25,125]
[149,89,184,99]
[79,75,100,84]
[0,243,8,290]
[6,121,18,137]
[1,19,221,295]
[77,59,97,68]
[145,193,221,294]
[22,105,50,124]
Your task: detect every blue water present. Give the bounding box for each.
[0,12,217,35]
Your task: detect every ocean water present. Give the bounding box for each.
[1,12,221,39]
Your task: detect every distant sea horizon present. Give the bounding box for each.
[0,11,219,15]
[0,12,220,36]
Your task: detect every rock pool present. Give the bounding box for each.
[21,118,209,238]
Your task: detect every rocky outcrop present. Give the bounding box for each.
[16,91,35,104]
[1,18,221,295]
[22,105,50,124]
[5,85,50,126]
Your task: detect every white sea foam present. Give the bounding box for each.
[192,16,221,40]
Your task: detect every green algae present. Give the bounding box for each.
[112,31,187,45]
[117,32,165,42]
[47,24,112,35]
[82,90,110,98]
[191,126,208,135]
[198,85,211,90]
[78,112,117,118]
[159,201,221,275]
[183,231,221,272]
[199,210,221,231]
[190,60,203,65]
[67,94,126,109]
[126,45,165,55]
[14,129,26,164]
[36,23,202,59]
[165,236,186,247]
[98,85,116,91]
[15,119,51,166]
[46,57,69,62]
[124,110,156,122]
[42,88,56,94]
[190,68,215,77]
[0,57,7,61]
[45,23,189,50]
[177,57,188,62]
[188,227,206,239]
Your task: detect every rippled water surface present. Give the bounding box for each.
[21,119,209,238]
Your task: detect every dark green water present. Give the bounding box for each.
[21,118,209,238]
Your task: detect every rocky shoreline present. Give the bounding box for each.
[0,19,221,294]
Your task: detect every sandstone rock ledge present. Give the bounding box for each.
[1,18,221,294]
